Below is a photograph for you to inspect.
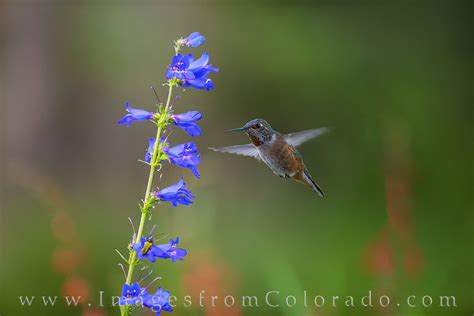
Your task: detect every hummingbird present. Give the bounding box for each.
[210,119,329,197]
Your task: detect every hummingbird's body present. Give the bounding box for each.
[210,119,328,197]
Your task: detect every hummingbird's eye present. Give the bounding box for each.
[255,123,262,128]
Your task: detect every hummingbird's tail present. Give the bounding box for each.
[298,169,325,197]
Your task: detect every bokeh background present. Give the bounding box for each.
[1,1,472,316]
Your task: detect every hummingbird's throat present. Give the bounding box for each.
[248,134,263,146]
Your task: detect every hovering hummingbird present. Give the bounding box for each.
[210,119,329,197]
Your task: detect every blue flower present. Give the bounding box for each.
[183,32,205,47]
[172,111,202,137]
[156,237,187,262]
[118,101,154,127]
[131,235,165,263]
[184,52,219,90]
[165,54,195,81]
[155,178,195,207]
[166,52,218,90]
[165,142,200,178]
[183,77,215,90]
[143,288,173,315]
[119,282,146,306]
[144,137,156,163]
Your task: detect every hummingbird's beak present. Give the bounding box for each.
[224,126,246,133]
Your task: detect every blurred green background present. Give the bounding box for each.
[1,1,472,316]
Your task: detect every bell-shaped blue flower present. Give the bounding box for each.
[155,178,195,207]
[165,54,195,81]
[165,142,200,178]
[183,77,214,90]
[156,237,187,262]
[171,111,202,137]
[143,288,173,315]
[166,52,218,91]
[119,282,146,306]
[144,137,156,163]
[118,101,154,127]
[183,32,205,47]
[185,52,219,90]
[187,52,218,79]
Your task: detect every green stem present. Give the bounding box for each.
[120,84,174,316]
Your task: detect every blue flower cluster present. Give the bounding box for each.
[117,32,217,316]
[119,283,173,315]
[166,52,218,90]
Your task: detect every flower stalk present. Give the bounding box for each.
[120,84,174,316]
[116,31,217,316]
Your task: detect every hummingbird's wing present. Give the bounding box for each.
[209,144,260,161]
[285,127,329,147]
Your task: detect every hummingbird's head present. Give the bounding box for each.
[225,118,274,146]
